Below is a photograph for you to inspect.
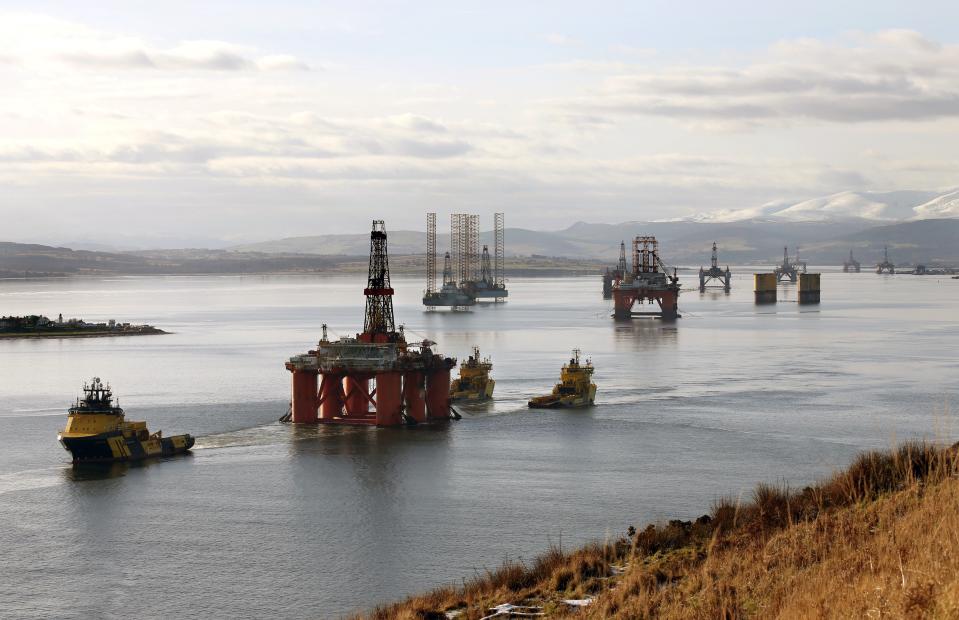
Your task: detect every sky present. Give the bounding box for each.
[2,1,959,247]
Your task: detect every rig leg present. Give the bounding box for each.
[318,373,343,421]
[290,370,318,423]
[375,372,403,426]
[612,291,634,319]
[659,290,679,320]
[403,371,427,423]
[344,375,371,417]
[425,368,452,422]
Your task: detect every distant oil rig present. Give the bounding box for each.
[876,246,895,274]
[843,249,861,273]
[699,242,731,292]
[423,212,507,309]
[285,220,458,426]
[611,236,681,320]
[774,247,807,283]
[602,241,628,299]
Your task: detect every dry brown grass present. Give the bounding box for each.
[355,441,959,619]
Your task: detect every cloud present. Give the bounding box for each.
[540,33,578,47]
[560,30,959,125]
[0,12,308,71]
[256,54,310,72]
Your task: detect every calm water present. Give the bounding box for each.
[0,272,956,618]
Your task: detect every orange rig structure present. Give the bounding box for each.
[612,236,681,320]
[285,220,458,426]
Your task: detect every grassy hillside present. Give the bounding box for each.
[360,442,959,619]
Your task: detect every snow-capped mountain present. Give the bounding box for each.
[913,190,959,219]
[680,189,957,223]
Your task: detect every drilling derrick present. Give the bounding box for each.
[602,241,628,299]
[443,252,455,286]
[287,220,457,426]
[362,220,395,339]
[699,241,731,292]
[611,236,681,320]
[481,245,493,283]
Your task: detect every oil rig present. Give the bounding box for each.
[876,246,895,274]
[612,236,681,320]
[843,249,861,273]
[286,220,457,426]
[424,212,507,308]
[774,247,807,283]
[602,241,628,299]
[699,242,731,292]
[424,213,474,309]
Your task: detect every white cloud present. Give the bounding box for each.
[0,12,308,71]
[561,30,959,125]
[540,33,578,47]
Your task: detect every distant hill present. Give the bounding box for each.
[2,218,957,278]
[808,219,959,266]
[0,243,344,277]
[229,219,880,264]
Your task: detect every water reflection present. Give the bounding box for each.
[611,321,679,351]
[699,289,731,299]
[62,453,194,482]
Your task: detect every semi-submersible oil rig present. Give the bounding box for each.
[611,236,681,320]
[285,220,458,426]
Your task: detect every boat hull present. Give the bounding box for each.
[59,431,194,463]
[527,396,594,409]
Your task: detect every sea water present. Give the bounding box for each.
[0,272,956,617]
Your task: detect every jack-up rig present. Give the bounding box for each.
[612,236,681,320]
[876,246,895,274]
[423,212,507,309]
[699,242,731,292]
[774,247,807,283]
[843,249,861,273]
[423,213,475,309]
[602,241,628,299]
[286,220,458,426]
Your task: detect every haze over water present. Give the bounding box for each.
[0,272,956,618]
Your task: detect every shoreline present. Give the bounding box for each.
[359,441,959,619]
[0,329,168,339]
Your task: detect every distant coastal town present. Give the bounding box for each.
[0,314,166,338]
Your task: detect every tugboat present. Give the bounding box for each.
[449,346,495,402]
[528,349,596,408]
[57,377,194,463]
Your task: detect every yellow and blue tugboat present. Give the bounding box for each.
[57,377,194,463]
[528,349,596,408]
[449,346,495,403]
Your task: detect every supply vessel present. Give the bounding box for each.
[57,377,194,463]
[528,349,596,408]
[449,346,495,403]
